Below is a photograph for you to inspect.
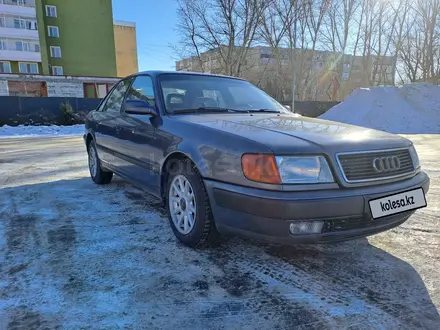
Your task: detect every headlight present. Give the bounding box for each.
[408,145,421,169]
[241,154,334,184]
[275,156,334,184]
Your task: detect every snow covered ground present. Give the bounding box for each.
[320,83,440,134]
[0,136,439,329]
[0,124,84,137]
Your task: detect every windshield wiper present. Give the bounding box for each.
[246,109,281,113]
[173,107,245,114]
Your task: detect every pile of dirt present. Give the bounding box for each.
[319,83,440,133]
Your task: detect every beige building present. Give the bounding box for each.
[176,46,396,101]
[114,20,138,77]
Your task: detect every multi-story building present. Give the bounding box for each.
[0,0,138,97]
[0,0,138,77]
[0,0,41,75]
[176,46,396,101]
[114,20,138,77]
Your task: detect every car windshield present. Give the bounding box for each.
[159,74,289,114]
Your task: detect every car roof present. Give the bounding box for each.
[126,70,245,81]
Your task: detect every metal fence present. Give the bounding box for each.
[0,96,101,126]
[0,96,340,126]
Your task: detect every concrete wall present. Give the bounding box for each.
[0,74,119,97]
[0,80,9,96]
[114,21,138,77]
[47,80,83,97]
[281,101,340,118]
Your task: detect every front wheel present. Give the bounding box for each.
[166,160,219,248]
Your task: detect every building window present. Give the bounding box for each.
[260,53,272,59]
[45,5,57,17]
[15,41,23,51]
[52,66,63,75]
[14,18,23,29]
[13,18,36,30]
[0,40,6,50]
[0,61,11,73]
[19,62,39,74]
[9,0,31,5]
[48,26,59,37]
[343,63,350,69]
[50,46,61,58]
[15,41,32,52]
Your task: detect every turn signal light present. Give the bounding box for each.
[241,154,282,184]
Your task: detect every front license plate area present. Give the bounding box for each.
[369,188,427,219]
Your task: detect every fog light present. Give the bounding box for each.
[289,221,324,235]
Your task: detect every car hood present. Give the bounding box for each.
[174,113,412,154]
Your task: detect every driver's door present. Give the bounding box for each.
[113,75,161,194]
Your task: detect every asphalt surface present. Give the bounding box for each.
[0,135,439,329]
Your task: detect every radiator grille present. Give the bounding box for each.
[337,149,414,182]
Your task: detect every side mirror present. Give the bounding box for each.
[125,99,157,116]
[284,105,291,111]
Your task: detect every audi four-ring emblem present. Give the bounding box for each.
[372,156,401,173]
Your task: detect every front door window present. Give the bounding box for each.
[101,79,132,113]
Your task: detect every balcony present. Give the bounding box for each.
[0,39,41,62]
[0,48,40,61]
[0,0,36,18]
[0,17,39,39]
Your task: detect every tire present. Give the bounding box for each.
[166,159,220,248]
[87,140,113,185]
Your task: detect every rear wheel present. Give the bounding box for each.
[87,140,113,184]
[166,159,219,248]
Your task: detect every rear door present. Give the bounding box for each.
[113,75,161,195]
[93,78,132,166]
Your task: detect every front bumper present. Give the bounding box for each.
[204,172,430,244]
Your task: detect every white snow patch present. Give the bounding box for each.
[320,83,440,134]
[0,124,84,137]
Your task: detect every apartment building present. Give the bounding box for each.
[176,46,396,101]
[0,0,41,74]
[0,0,139,97]
[0,0,138,78]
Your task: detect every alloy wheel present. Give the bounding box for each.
[169,174,197,235]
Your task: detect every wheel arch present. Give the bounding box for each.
[85,132,94,147]
[160,151,204,203]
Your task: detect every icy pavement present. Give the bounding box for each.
[0,136,439,329]
[0,124,84,137]
[320,83,440,134]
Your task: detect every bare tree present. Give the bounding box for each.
[174,0,440,102]
[175,0,269,77]
[391,0,440,83]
